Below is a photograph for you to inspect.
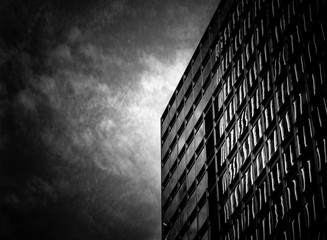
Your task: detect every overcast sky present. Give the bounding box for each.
[0,0,218,239]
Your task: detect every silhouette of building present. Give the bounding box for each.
[161,0,327,239]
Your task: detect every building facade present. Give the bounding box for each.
[161,0,327,239]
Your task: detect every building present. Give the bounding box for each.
[161,0,327,239]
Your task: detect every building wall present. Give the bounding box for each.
[161,0,327,239]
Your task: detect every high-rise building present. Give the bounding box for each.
[161,0,327,239]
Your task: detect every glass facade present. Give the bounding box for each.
[161,0,327,239]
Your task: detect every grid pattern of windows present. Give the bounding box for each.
[161,0,327,239]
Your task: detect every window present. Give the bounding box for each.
[198,203,208,230]
[218,116,225,139]
[177,153,186,181]
[229,155,239,183]
[258,43,268,72]
[263,98,275,130]
[239,134,252,165]
[279,111,291,142]
[316,138,327,172]
[227,126,237,155]
[245,164,254,194]
[300,159,313,193]
[267,130,278,160]
[270,161,282,193]
[252,117,263,148]
[247,62,257,90]
[236,54,244,79]
[221,169,230,194]
[197,172,207,200]
[235,79,247,110]
[296,120,311,156]
[214,88,224,116]
[292,92,306,122]
[187,162,196,190]
[261,180,268,209]
[261,71,272,101]
[237,106,248,138]
[272,195,285,227]
[276,78,291,111]
[249,87,260,119]
[195,147,206,178]
[287,178,300,213]
[282,143,295,175]
[225,99,235,127]
[256,147,266,177]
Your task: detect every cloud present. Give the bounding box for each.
[0,0,218,239]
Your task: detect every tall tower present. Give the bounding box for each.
[161,0,327,239]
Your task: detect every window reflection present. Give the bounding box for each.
[267,129,278,160]
[247,62,257,90]
[249,88,260,119]
[270,161,282,193]
[236,79,247,110]
[261,71,272,101]
[237,106,248,138]
[252,117,263,148]
[263,98,275,130]
[279,110,291,142]
[282,143,295,175]
[256,147,266,177]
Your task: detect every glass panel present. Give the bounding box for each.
[188,213,198,239]
[198,203,208,230]
[197,172,207,199]
[252,117,263,148]
[267,129,278,160]
[263,98,275,130]
[195,147,206,177]
[249,87,260,119]
[279,110,291,142]
[261,71,272,101]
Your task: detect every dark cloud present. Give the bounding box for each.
[0,0,217,239]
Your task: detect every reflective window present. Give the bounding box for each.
[296,120,311,156]
[282,143,295,175]
[239,134,252,165]
[195,147,206,178]
[276,78,291,111]
[259,179,268,211]
[263,98,275,130]
[255,147,266,178]
[272,195,285,227]
[261,71,272,101]
[187,161,196,189]
[188,212,198,239]
[258,43,268,72]
[236,54,244,79]
[249,87,260,119]
[252,117,263,149]
[237,106,248,138]
[194,122,204,150]
[286,177,300,210]
[247,62,257,90]
[300,159,313,193]
[225,98,235,127]
[226,126,237,155]
[198,203,208,230]
[315,138,327,173]
[267,129,278,160]
[244,164,254,194]
[270,161,282,193]
[235,79,247,110]
[279,110,291,142]
[197,172,207,199]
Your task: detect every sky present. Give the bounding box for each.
[0,0,218,239]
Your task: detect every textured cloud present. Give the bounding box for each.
[0,0,217,239]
